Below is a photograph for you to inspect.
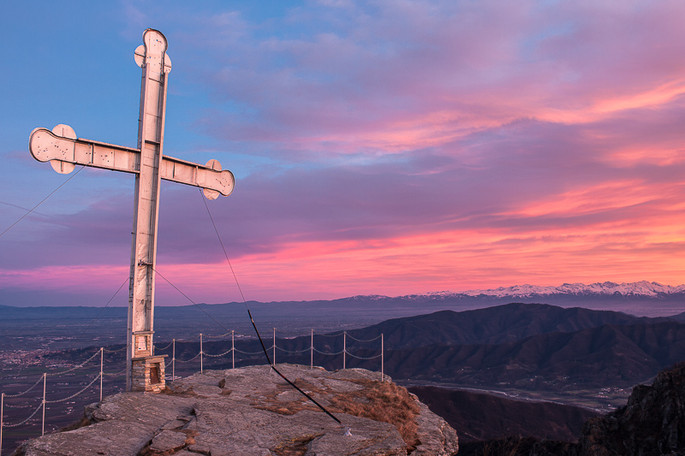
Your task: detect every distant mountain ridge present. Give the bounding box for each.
[346,302,656,349]
[429,280,685,298]
[384,321,685,389]
[339,303,685,391]
[388,280,685,317]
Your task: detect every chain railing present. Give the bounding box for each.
[0,329,383,455]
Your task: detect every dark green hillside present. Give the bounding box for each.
[348,303,653,349]
[383,322,685,388]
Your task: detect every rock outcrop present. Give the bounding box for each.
[578,361,685,455]
[460,362,685,456]
[14,364,458,456]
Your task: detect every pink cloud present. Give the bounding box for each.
[5,1,685,305]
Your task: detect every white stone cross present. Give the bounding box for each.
[28,29,235,392]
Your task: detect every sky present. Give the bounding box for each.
[1,0,685,307]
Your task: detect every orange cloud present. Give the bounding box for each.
[511,180,657,218]
[537,79,685,125]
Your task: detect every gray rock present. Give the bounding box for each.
[15,364,458,456]
[413,401,460,456]
[148,430,188,453]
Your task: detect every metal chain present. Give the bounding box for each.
[49,350,101,375]
[275,346,310,354]
[175,353,201,363]
[3,374,44,398]
[3,402,43,428]
[347,352,382,360]
[45,374,101,404]
[1,330,385,436]
[203,349,233,358]
[346,333,382,343]
[103,368,128,376]
[314,332,345,338]
[233,348,264,355]
[203,332,232,340]
[313,348,345,356]
[154,341,173,351]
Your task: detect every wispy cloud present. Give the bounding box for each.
[3,0,685,304]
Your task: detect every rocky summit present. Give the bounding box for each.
[14,364,458,456]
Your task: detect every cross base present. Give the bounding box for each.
[131,355,167,392]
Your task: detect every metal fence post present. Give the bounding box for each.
[172,339,176,381]
[310,329,314,369]
[200,333,204,374]
[343,331,347,370]
[1,392,4,456]
[41,372,46,436]
[272,328,276,366]
[231,330,235,369]
[381,333,384,382]
[99,347,104,401]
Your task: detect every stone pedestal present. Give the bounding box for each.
[131,355,167,392]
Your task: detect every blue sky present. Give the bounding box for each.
[2,1,685,307]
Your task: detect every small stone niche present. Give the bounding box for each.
[132,355,167,393]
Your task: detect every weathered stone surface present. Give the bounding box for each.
[15,394,197,456]
[148,429,188,453]
[413,401,460,456]
[14,364,458,456]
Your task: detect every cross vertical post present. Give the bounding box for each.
[28,29,235,393]
[126,29,171,392]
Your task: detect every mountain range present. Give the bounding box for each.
[454,280,685,298]
[48,301,682,410]
[6,297,685,454]
[345,303,658,348]
[299,303,685,397]
[398,280,685,317]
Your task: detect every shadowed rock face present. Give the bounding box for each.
[459,362,685,456]
[578,361,685,456]
[409,386,599,443]
[14,364,458,456]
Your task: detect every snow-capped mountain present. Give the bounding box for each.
[393,281,685,317]
[457,281,685,298]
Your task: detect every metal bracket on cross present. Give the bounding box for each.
[27,29,235,393]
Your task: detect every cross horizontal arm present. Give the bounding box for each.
[30,126,139,174]
[29,126,235,197]
[161,156,235,199]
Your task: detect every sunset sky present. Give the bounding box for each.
[2,0,685,307]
